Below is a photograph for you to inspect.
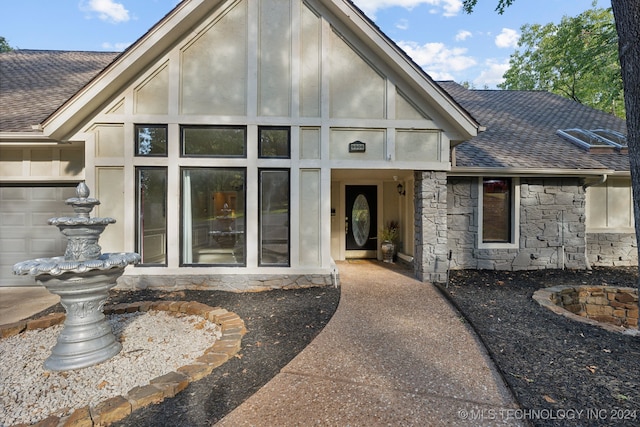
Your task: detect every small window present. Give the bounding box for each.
[182,126,246,157]
[482,178,512,244]
[259,127,290,158]
[135,125,167,156]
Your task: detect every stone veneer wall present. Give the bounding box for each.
[414,171,449,283]
[116,274,333,291]
[586,232,638,267]
[447,177,588,270]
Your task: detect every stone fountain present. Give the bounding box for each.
[13,182,140,371]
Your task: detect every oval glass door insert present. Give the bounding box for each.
[352,194,371,247]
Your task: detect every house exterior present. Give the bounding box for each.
[0,0,634,289]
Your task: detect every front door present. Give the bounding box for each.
[345,185,377,257]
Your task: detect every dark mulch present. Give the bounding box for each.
[443,268,640,427]
[28,268,639,426]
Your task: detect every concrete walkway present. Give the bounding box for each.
[0,286,59,325]
[216,260,522,426]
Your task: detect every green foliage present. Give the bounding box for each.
[0,36,13,52]
[498,6,625,118]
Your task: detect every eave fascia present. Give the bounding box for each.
[0,131,62,145]
[41,0,223,141]
[448,167,616,178]
[322,0,480,140]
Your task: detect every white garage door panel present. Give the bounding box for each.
[0,186,76,286]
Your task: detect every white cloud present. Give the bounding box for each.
[398,40,477,80]
[473,59,510,87]
[81,0,130,24]
[495,28,519,49]
[101,41,131,51]
[353,0,462,19]
[395,19,409,30]
[455,30,472,42]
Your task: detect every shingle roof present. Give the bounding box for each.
[0,50,119,132]
[439,81,629,172]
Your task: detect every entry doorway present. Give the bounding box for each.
[345,185,378,258]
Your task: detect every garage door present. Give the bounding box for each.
[0,185,77,287]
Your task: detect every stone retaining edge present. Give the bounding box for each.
[1,301,246,427]
[532,285,639,336]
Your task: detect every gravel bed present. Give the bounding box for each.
[444,267,640,427]
[0,311,221,426]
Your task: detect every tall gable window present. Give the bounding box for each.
[479,178,519,248]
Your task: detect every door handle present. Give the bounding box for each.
[345,217,348,235]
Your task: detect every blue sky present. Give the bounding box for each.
[0,0,609,88]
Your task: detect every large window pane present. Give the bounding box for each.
[483,178,511,243]
[259,127,290,158]
[135,125,167,156]
[259,169,290,266]
[182,126,246,157]
[136,167,167,264]
[182,168,245,266]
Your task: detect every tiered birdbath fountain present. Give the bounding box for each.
[13,182,140,371]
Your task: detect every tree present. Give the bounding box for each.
[463,0,640,305]
[499,6,624,118]
[0,36,13,52]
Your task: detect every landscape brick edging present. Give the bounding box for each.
[533,285,639,335]
[0,301,246,427]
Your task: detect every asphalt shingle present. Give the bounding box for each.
[439,81,629,172]
[0,50,119,133]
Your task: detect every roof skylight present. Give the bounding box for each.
[556,128,627,153]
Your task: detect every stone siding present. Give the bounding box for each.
[116,274,333,291]
[447,177,588,271]
[414,171,449,283]
[587,232,638,267]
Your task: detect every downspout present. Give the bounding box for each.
[581,174,608,270]
[582,174,608,191]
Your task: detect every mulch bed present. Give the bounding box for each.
[27,267,639,426]
[443,267,640,427]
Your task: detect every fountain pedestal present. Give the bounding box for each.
[13,182,139,371]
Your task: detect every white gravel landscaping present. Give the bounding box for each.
[0,310,221,426]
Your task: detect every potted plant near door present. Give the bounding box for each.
[380,221,399,263]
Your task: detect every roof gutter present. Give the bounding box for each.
[449,167,615,178]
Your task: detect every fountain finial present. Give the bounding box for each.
[66,181,100,219]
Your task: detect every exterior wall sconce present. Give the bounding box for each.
[397,183,405,195]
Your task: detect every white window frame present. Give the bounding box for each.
[477,177,520,249]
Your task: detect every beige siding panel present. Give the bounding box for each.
[329,30,385,119]
[0,148,23,176]
[396,90,429,120]
[107,99,125,115]
[299,169,321,266]
[96,167,125,252]
[608,178,632,228]
[586,184,607,228]
[59,147,84,177]
[29,149,52,176]
[94,125,124,158]
[135,64,169,115]
[259,0,291,117]
[395,130,440,162]
[180,1,248,115]
[330,128,385,161]
[300,127,320,159]
[300,3,321,118]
